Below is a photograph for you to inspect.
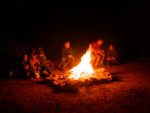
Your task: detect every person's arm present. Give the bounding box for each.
[23,61,30,70]
[30,60,36,72]
[69,47,73,56]
[106,50,112,61]
[113,50,119,61]
[99,49,105,56]
[61,47,65,57]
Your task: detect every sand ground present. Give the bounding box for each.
[0,58,150,113]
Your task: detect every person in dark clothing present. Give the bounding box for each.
[37,47,47,66]
[106,44,118,66]
[91,39,105,68]
[61,41,74,69]
[37,47,51,76]
[28,48,42,79]
[22,54,30,78]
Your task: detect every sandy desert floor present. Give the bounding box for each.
[0,58,150,113]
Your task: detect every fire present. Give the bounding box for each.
[69,45,95,80]
[48,45,112,86]
[68,45,112,81]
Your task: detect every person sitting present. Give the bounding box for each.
[30,49,40,79]
[22,53,30,78]
[37,47,47,66]
[91,39,105,68]
[61,41,74,69]
[37,47,51,76]
[106,44,118,66]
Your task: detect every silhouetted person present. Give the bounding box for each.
[61,41,74,69]
[91,39,105,68]
[106,44,118,66]
[22,54,30,78]
[30,48,40,78]
[37,47,51,76]
[37,47,46,66]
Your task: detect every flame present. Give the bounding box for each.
[69,45,95,80]
[49,45,112,86]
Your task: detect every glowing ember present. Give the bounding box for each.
[69,45,95,80]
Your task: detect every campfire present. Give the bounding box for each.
[68,45,112,81]
[69,46,94,80]
[49,45,112,86]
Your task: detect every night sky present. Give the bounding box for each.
[0,0,150,60]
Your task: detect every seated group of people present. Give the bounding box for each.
[59,39,119,70]
[21,39,118,79]
[22,47,51,79]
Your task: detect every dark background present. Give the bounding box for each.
[0,0,150,74]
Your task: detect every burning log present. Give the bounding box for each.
[94,68,112,81]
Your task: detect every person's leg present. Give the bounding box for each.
[95,55,100,68]
[100,55,105,66]
[91,55,96,67]
[62,57,66,67]
[43,63,51,74]
[62,57,71,69]
[69,56,75,68]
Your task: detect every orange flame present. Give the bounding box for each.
[69,45,95,80]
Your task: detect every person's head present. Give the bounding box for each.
[97,39,104,45]
[64,41,70,49]
[38,47,43,51]
[24,54,28,61]
[37,47,45,55]
[109,44,114,51]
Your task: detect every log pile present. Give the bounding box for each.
[45,67,112,87]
